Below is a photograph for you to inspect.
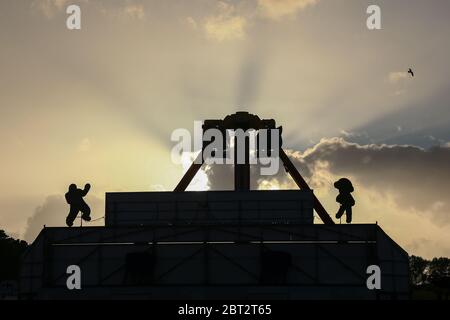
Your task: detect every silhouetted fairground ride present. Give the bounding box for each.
[20,112,409,299]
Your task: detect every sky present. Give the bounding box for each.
[0,0,449,259]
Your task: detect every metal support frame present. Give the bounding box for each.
[173,112,334,224]
[174,146,334,224]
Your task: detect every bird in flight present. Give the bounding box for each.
[408,68,414,77]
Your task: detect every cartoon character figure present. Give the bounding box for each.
[334,178,355,223]
[65,183,91,227]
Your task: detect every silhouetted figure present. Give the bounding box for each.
[408,68,414,77]
[334,178,355,223]
[65,183,91,227]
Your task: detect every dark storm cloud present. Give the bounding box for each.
[23,194,103,243]
[205,138,450,225]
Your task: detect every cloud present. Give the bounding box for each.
[276,138,450,225]
[122,3,145,20]
[32,0,86,18]
[23,193,103,243]
[32,0,70,18]
[203,2,247,41]
[99,2,146,20]
[257,0,319,20]
[192,0,319,41]
[388,71,408,84]
[32,0,144,20]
